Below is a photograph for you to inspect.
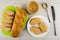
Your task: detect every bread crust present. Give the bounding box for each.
[11,7,26,37]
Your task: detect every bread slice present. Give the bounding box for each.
[2,25,11,31]
[30,18,41,25]
[2,23,12,28]
[2,19,13,24]
[38,22,47,32]
[5,10,15,16]
[4,14,14,20]
[30,26,41,35]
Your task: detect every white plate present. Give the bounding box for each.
[27,15,50,38]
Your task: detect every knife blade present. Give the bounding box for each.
[51,6,57,36]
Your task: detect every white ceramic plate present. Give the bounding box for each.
[27,15,50,38]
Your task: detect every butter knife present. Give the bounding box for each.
[51,6,57,36]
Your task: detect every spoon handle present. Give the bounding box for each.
[46,10,51,22]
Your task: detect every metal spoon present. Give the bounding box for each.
[42,3,51,22]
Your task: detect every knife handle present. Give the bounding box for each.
[51,6,55,21]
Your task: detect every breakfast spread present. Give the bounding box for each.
[0,1,50,38]
[30,18,47,35]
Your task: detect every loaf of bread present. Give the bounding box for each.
[11,7,26,37]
